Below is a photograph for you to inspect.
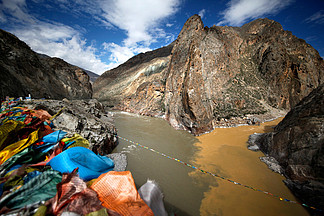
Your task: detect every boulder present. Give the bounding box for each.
[248,84,324,214]
[20,99,117,155]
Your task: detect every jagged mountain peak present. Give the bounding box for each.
[178,14,205,36]
[241,18,283,33]
[93,16,324,135]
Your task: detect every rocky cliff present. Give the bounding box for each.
[94,15,324,135]
[248,84,324,214]
[0,29,92,100]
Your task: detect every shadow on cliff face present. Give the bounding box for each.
[0,29,93,100]
[263,125,278,132]
[248,84,324,215]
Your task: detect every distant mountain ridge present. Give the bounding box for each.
[0,29,92,100]
[94,42,174,105]
[94,15,324,135]
[84,70,100,83]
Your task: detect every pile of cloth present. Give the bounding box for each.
[1,98,21,111]
[0,102,167,216]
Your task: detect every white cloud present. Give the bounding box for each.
[198,9,206,19]
[96,0,180,70]
[103,42,151,68]
[0,11,6,23]
[0,0,110,74]
[166,23,174,27]
[0,0,180,74]
[305,36,318,43]
[305,10,324,24]
[165,34,175,44]
[217,0,293,26]
[0,0,35,23]
[99,0,180,47]
[13,23,109,74]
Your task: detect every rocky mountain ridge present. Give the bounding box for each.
[94,15,324,135]
[0,29,92,100]
[94,42,174,107]
[85,70,100,83]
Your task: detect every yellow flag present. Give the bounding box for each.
[0,129,39,165]
[61,133,89,149]
[0,120,25,149]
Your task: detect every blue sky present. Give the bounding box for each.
[0,0,323,75]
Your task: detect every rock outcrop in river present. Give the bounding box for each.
[248,84,324,214]
[0,29,92,100]
[94,15,324,135]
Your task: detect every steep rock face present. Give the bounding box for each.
[241,19,323,109]
[0,29,92,100]
[94,15,324,135]
[248,84,324,213]
[164,15,214,133]
[164,15,323,135]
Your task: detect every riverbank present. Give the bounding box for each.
[111,111,310,215]
[1,98,316,215]
[0,99,159,215]
[192,118,308,216]
[247,84,324,215]
[110,103,288,136]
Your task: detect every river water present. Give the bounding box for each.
[111,111,309,216]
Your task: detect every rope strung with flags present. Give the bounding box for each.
[114,134,322,213]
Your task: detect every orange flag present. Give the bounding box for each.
[91,171,154,216]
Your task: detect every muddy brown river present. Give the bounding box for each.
[112,112,309,216]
